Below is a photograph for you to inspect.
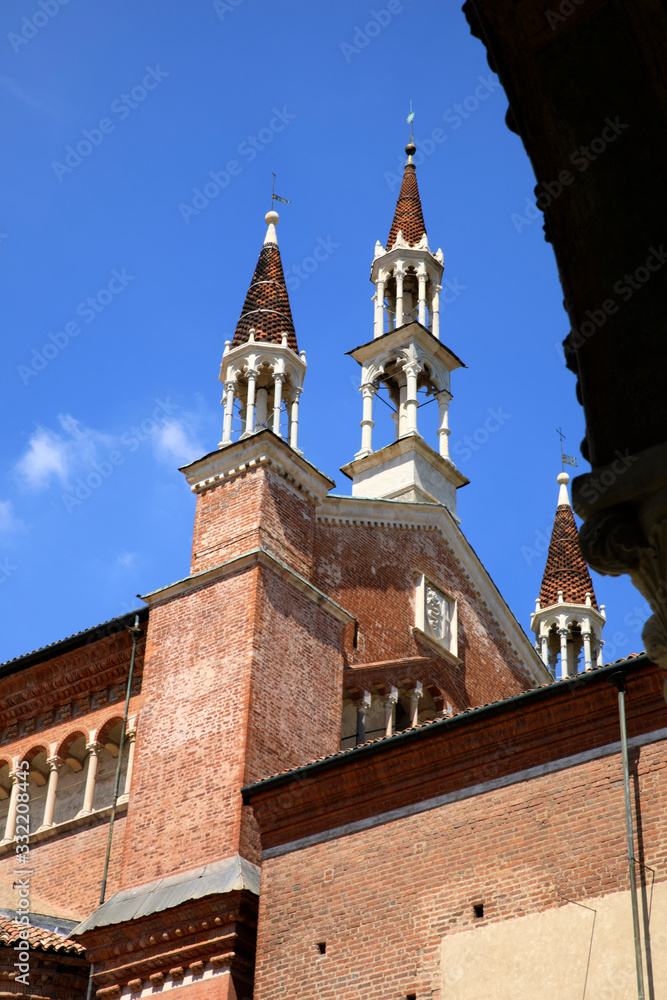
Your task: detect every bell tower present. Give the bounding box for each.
[341,140,468,514]
[531,472,606,677]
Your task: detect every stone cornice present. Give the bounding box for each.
[140,548,355,625]
[0,632,144,737]
[340,434,470,490]
[347,321,465,372]
[179,430,335,502]
[317,494,551,684]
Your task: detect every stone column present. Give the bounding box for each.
[394,265,405,328]
[417,268,428,326]
[404,362,420,436]
[40,757,63,829]
[243,370,258,437]
[383,687,398,737]
[431,284,441,339]
[558,627,570,679]
[374,276,386,338]
[255,386,268,429]
[582,630,593,671]
[357,383,376,458]
[79,743,102,815]
[1,773,19,843]
[221,380,235,445]
[538,632,549,667]
[121,728,137,799]
[409,683,423,727]
[355,692,371,746]
[289,389,302,451]
[436,390,452,458]
[272,373,285,436]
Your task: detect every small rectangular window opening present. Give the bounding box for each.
[473,903,484,919]
[407,994,417,999]
[317,942,326,955]
[353,621,359,648]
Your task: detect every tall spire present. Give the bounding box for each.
[386,143,428,251]
[531,472,606,678]
[540,473,598,609]
[232,211,298,351]
[219,211,306,451]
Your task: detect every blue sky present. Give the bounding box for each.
[0,0,649,664]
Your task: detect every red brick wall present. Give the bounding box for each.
[190,467,318,579]
[314,520,535,709]
[252,737,667,1000]
[121,563,345,886]
[0,812,127,922]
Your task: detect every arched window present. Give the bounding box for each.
[93,720,129,810]
[0,762,11,838]
[53,734,87,825]
[25,748,49,829]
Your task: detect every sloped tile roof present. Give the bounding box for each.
[0,916,84,955]
[540,503,599,609]
[232,242,297,350]
[386,162,427,249]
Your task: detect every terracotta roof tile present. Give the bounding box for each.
[232,242,297,351]
[386,162,427,249]
[0,916,84,955]
[539,504,599,609]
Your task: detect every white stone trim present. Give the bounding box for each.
[180,432,334,503]
[0,798,127,855]
[140,547,354,625]
[262,725,667,859]
[317,495,551,684]
[414,574,458,658]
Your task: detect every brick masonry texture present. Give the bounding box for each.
[313,519,536,709]
[121,561,346,887]
[190,466,317,579]
[386,161,427,249]
[540,502,599,608]
[252,733,667,1000]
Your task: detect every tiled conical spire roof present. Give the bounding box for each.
[232,211,298,351]
[386,143,427,250]
[539,473,599,609]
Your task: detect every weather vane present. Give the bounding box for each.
[407,101,415,143]
[271,173,290,209]
[556,427,578,470]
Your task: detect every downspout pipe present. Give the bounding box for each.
[85,614,143,1000]
[609,670,645,1000]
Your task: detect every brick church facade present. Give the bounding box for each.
[1,144,665,1000]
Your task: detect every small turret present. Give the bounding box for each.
[531,472,606,678]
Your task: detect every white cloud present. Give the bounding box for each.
[116,552,137,569]
[0,500,23,533]
[152,419,203,466]
[15,414,112,490]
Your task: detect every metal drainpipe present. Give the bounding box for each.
[85,614,143,1000]
[609,670,645,1000]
